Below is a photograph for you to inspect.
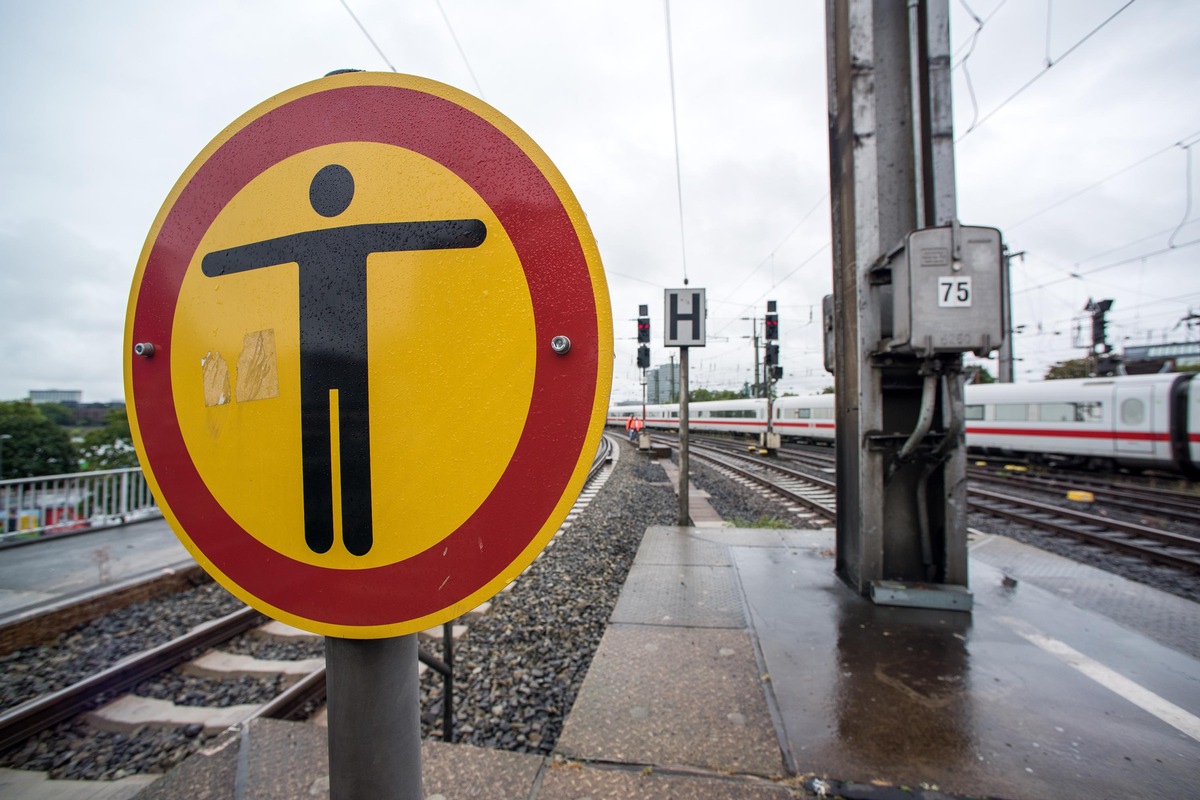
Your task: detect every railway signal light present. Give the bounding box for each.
[765,342,779,367]
[637,345,650,369]
[1088,298,1113,353]
[770,365,783,381]
[637,304,650,343]
[765,300,778,340]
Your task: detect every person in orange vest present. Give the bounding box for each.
[628,416,644,442]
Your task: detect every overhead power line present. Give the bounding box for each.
[663,0,689,286]
[338,0,397,72]
[1006,129,1200,231]
[958,0,1139,140]
[433,0,485,100]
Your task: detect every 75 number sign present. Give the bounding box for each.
[937,276,972,308]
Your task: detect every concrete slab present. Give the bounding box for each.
[631,527,731,567]
[132,718,325,800]
[182,651,323,680]
[88,696,258,735]
[611,564,745,628]
[657,461,729,527]
[555,624,783,777]
[251,621,320,642]
[422,739,542,799]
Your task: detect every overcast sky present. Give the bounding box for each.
[2,0,1198,405]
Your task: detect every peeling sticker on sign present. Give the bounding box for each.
[202,352,231,407]
[235,329,280,403]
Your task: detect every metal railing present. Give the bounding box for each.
[0,467,160,543]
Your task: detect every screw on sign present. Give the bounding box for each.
[124,73,613,639]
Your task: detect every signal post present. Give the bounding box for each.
[664,288,706,526]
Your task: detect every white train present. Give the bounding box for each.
[608,373,1200,478]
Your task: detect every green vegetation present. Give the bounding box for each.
[0,401,79,479]
[729,514,790,529]
[78,408,138,471]
[689,388,746,402]
[1044,358,1091,380]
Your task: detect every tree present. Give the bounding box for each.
[78,407,138,471]
[37,402,76,427]
[689,388,743,402]
[1045,358,1091,380]
[0,401,79,479]
[965,365,996,384]
[820,385,835,395]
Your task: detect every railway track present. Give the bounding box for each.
[0,435,618,774]
[0,607,459,755]
[671,435,1200,576]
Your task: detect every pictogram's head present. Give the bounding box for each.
[310,164,354,217]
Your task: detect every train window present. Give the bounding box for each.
[1120,398,1145,425]
[797,408,812,419]
[1038,403,1074,423]
[1077,402,1102,422]
[964,405,984,420]
[813,408,834,420]
[994,403,1028,421]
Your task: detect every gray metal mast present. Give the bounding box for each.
[826,0,971,600]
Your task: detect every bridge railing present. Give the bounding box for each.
[0,468,161,543]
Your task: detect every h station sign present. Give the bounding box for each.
[663,288,706,347]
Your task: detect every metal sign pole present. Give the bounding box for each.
[678,345,690,526]
[326,635,423,799]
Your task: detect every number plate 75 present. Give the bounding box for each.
[937,276,972,307]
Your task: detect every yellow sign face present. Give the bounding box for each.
[125,73,612,636]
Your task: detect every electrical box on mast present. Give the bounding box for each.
[878,225,1004,358]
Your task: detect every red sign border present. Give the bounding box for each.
[128,78,600,629]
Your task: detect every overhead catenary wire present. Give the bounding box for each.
[663,0,689,286]
[433,0,486,100]
[1006,129,1200,231]
[957,0,1139,140]
[337,0,397,72]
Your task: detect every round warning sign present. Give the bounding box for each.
[124,73,612,638]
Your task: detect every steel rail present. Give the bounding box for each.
[251,666,327,722]
[0,606,262,752]
[682,440,837,520]
[968,492,1200,575]
[966,472,1200,526]
[966,487,1200,552]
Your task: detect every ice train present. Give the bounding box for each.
[608,373,1200,479]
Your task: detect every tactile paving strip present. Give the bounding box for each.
[611,563,746,628]
[633,528,731,567]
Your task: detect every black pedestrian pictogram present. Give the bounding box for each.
[202,164,487,556]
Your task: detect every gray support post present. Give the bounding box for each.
[826,0,969,595]
[678,346,690,526]
[326,635,423,799]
